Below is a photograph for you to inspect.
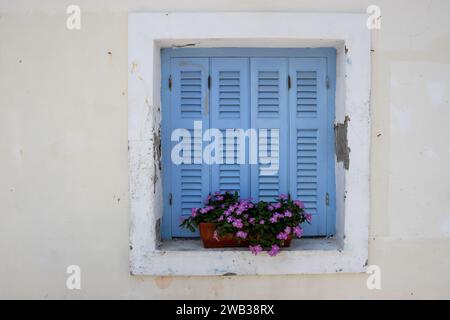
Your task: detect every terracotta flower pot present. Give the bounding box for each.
[199,222,249,248]
[198,222,292,248]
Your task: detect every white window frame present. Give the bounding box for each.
[128,12,371,275]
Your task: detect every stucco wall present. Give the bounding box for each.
[1,0,449,299]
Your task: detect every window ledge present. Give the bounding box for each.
[160,238,340,252]
[130,238,366,276]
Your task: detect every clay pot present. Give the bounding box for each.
[198,222,292,248]
[199,222,249,248]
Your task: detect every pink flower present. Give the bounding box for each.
[306,213,312,222]
[270,213,284,223]
[279,194,288,200]
[200,206,213,214]
[227,216,234,223]
[218,215,224,222]
[284,210,292,218]
[259,220,265,225]
[236,231,248,239]
[213,230,220,242]
[294,200,304,208]
[268,245,280,256]
[249,244,263,256]
[268,205,274,211]
[249,217,255,224]
[232,219,243,229]
[293,226,303,238]
[273,203,281,209]
[191,208,198,217]
[216,196,224,201]
[276,232,288,240]
[284,226,292,234]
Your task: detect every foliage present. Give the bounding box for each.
[180,191,311,256]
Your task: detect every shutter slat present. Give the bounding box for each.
[251,58,289,203]
[211,58,250,198]
[289,57,328,236]
[167,57,210,238]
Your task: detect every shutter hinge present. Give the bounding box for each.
[208,75,211,90]
[169,193,173,206]
[288,75,291,90]
[326,192,330,206]
[168,76,172,91]
[326,76,330,89]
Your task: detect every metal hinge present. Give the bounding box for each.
[208,75,211,90]
[326,76,330,89]
[288,75,291,90]
[326,192,330,206]
[169,193,173,206]
[168,76,172,90]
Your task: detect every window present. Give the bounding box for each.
[128,12,370,275]
[161,48,336,239]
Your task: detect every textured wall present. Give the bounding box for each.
[0,0,449,299]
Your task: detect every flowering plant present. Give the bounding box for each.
[180,191,311,256]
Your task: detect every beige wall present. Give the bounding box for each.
[1,0,449,299]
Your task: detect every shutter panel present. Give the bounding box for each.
[250,58,289,202]
[288,58,328,236]
[210,58,250,198]
[170,58,210,237]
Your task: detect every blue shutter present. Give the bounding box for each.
[288,58,329,236]
[210,58,250,198]
[250,58,289,202]
[168,57,210,238]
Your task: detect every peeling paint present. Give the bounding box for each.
[154,276,174,289]
[335,116,350,170]
[155,218,162,245]
[130,61,138,74]
[172,43,199,48]
[154,129,162,170]
[131,61,138,74]
[152,129,162,193]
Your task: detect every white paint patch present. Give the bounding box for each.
[426,81,446,106]
[439,215,450,237]
[421,146,437,159]
[390,77,399,89]
[391,103,412,133]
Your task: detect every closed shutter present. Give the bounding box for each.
[288,58,328,236]
[170,58,210,237]
[162,50,335,239]
[210,58,250,198]
[250,58,289,202]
